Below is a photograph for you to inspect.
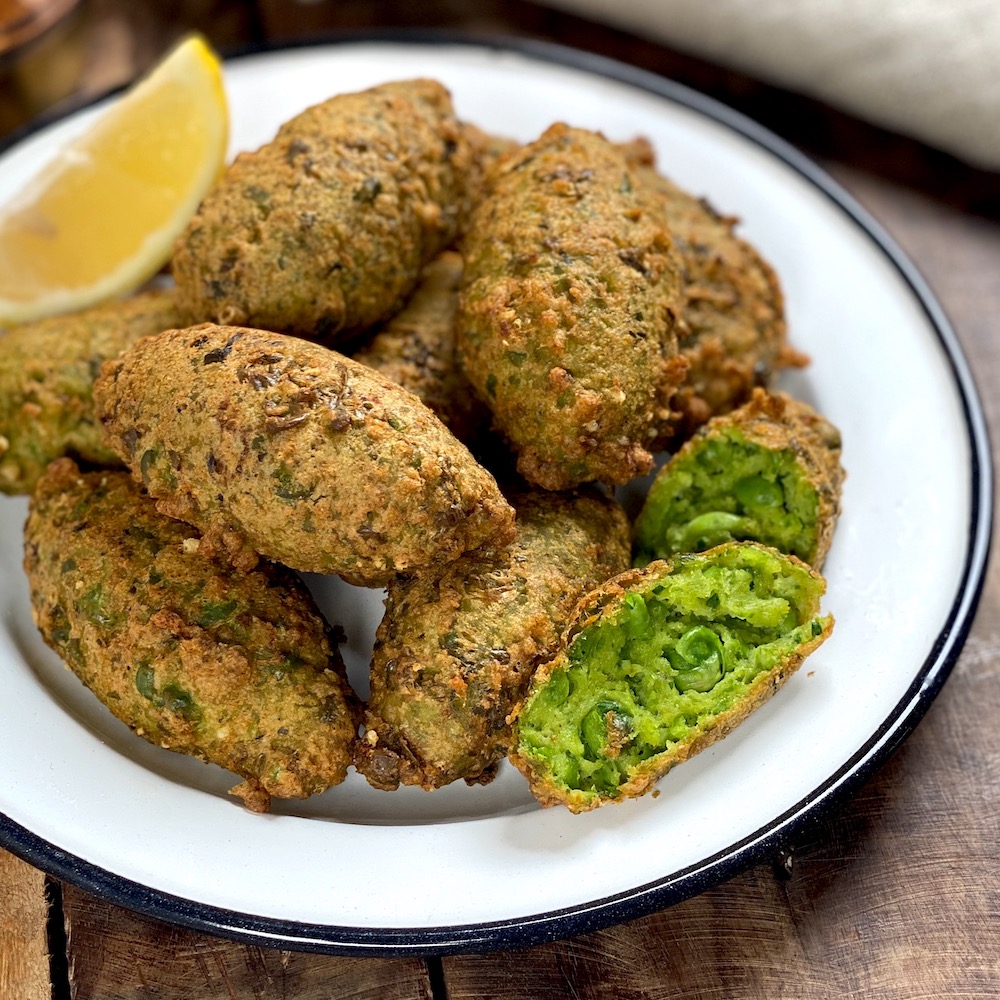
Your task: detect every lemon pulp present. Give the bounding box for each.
[0,34,228,324]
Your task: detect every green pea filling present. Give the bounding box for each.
[632,430,819,564]
[514,544,828,799]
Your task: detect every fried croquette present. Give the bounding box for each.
[0,289,183,494]
[509,542,832,812]
[356,489,631,791]
[458,124,687,490]
[352,251,489,443]
[94,323,515,586]
[633,389,845,568]
[23,459,360,813]
[172,79,475,343]
[621,138,807,437]
[462,123,519,207]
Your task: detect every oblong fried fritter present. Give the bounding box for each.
[0,289,183,494]
[462,122,519,208]
[24,459,360,812]
[172,79,475,343]
[633,389,845,568]
[356,489,631,791]
[621,137,807,438]
[94,324,515,586]
[509,542,832,812]
[458,124,687,490]
[352,251,489,444]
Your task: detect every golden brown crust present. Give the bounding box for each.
[458,123,687,489]
[24,460,360,812]
[352,251,490,443]
[355,489,631,790]
[461,123,520,211]
[172,80,475,342]
[619,140,805,440]
[0,289,183,494]
[94,323,515,585]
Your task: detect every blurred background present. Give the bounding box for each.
[2,0,998,213]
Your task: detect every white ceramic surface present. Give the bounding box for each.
[0,40,989,951]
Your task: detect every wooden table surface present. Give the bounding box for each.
[2,2,998,997]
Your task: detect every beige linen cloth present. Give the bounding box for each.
[528,0,1000,170]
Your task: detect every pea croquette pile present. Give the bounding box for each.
[3,78,845,814]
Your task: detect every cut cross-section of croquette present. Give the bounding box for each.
[632,390,844,568]
[509,542,832,812]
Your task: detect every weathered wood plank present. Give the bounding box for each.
[0,850,51,1000]
[443,866,825,1000]
[62,884,432,1000]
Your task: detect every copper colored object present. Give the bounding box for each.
[0,0,79,58]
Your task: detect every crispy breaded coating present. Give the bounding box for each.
[462,123,519,208]
[509,542,832,812]
[356,489,630,791]
[0,289,182,494]
[94,323,515,586]
[633,389,845,568]
[172,79,475,342]
[622,137,806,438]
[352,251,489,443]
[23,460,359,813]
[458,124,687,490]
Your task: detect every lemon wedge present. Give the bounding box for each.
[0,34,228,325]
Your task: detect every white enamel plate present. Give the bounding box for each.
[0,38,991,954]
